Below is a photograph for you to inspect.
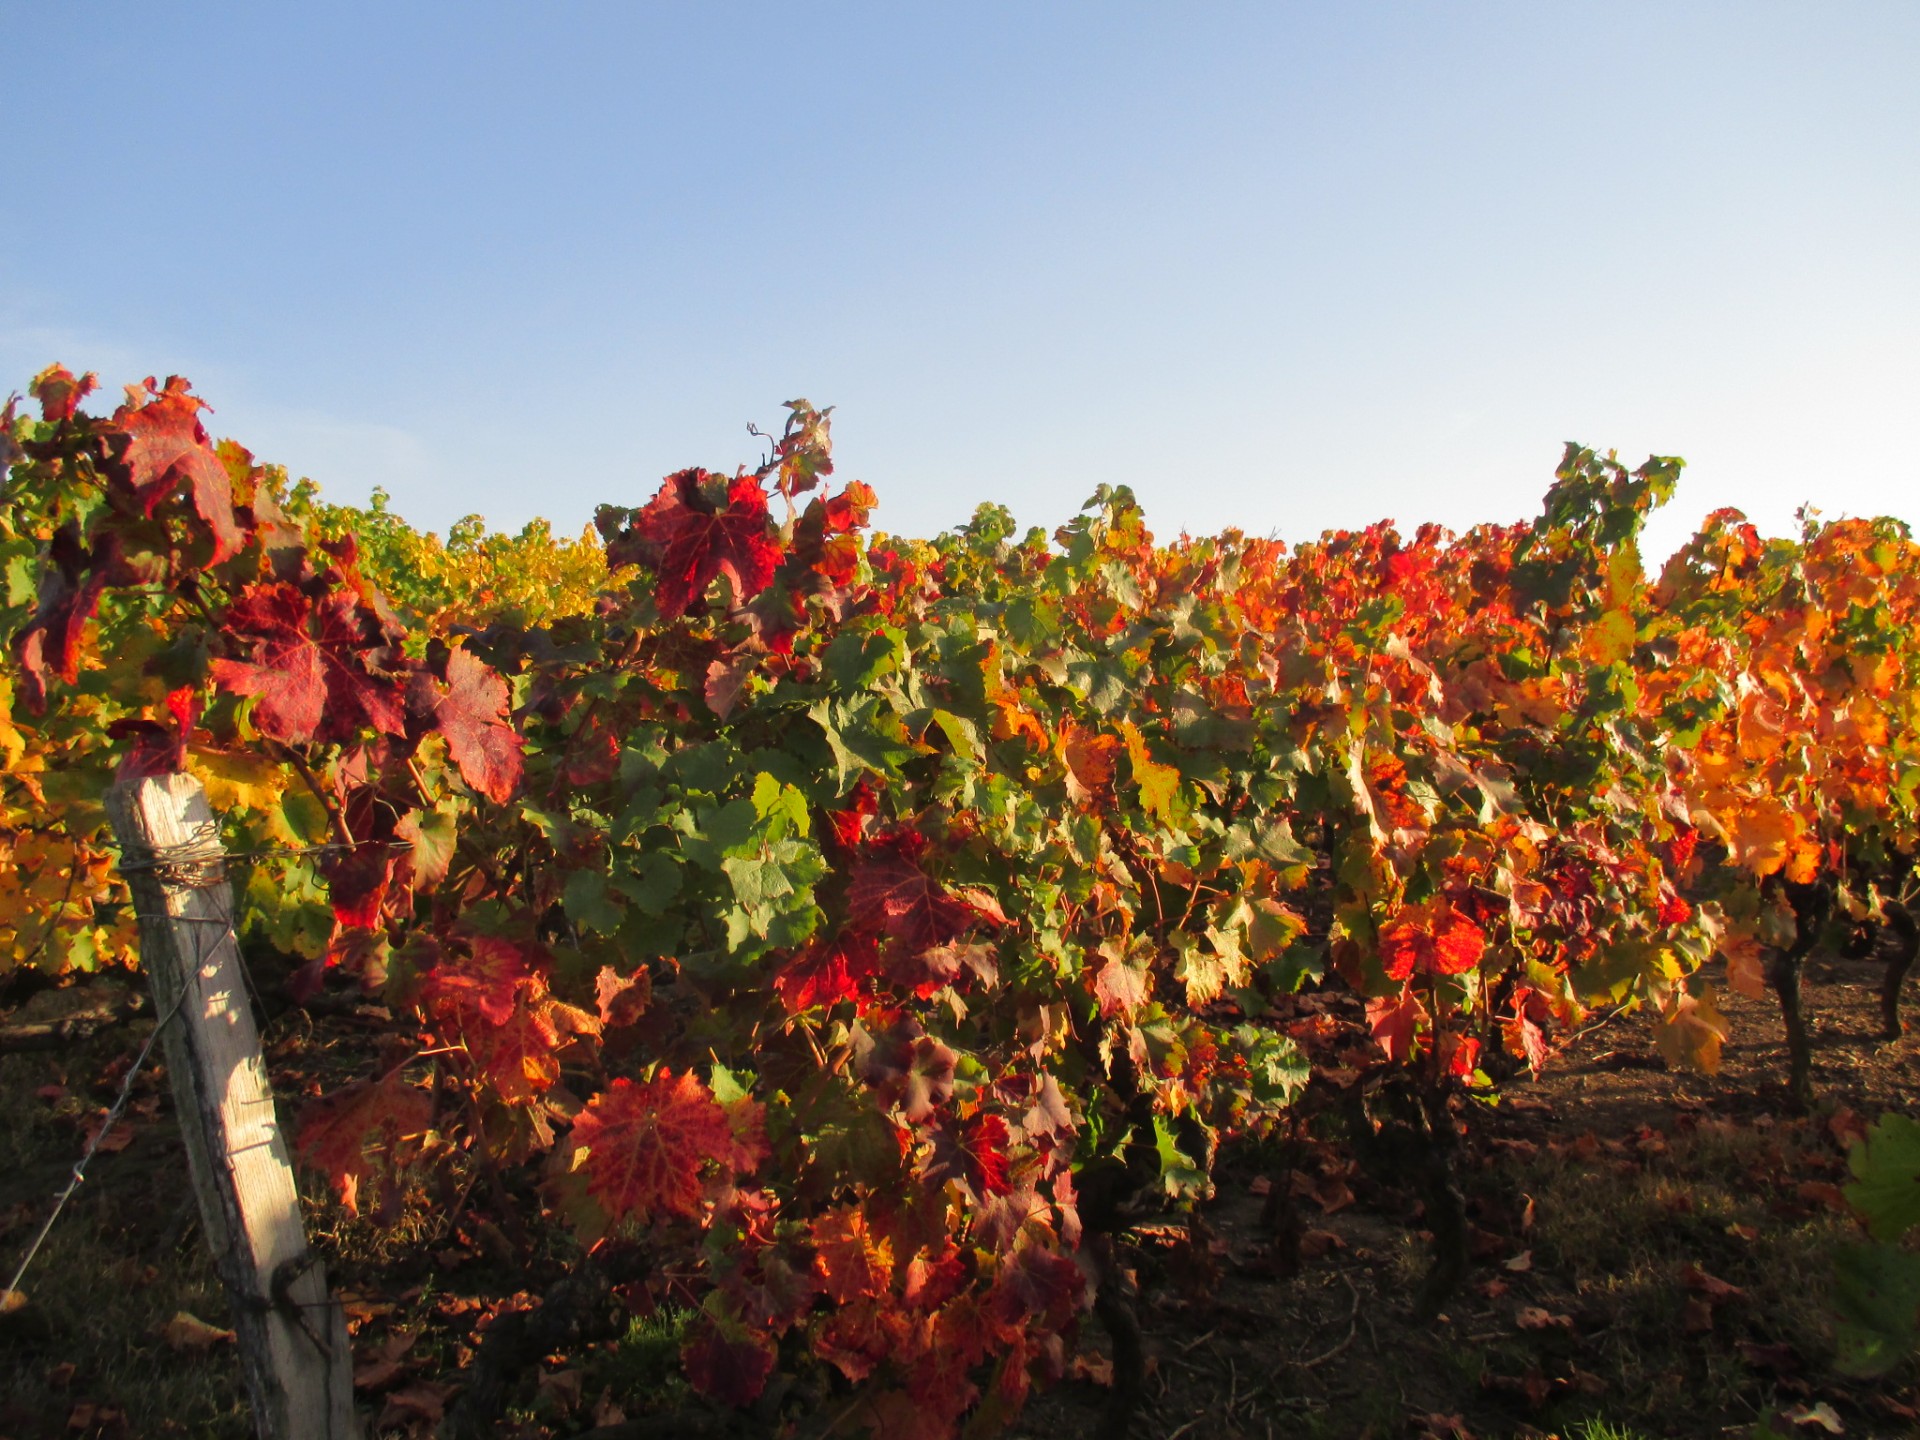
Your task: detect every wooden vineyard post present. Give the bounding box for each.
[106,773,360,1440]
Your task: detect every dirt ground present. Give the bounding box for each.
[1015,953,1920,1440]
[0,952,1915,1440]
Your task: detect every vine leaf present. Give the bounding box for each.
[417,933,544,1028]
[774,932,883,1013]
[615,468,782,619]
[1092,945,1149,1020]
[1654,986,1730,1073]
[854,1022,956,1122]
[413,646,523,804]
[846,830,1004,958]
[30,362,97,422]
[811,1207,896,1303]
[567,1069,737,1226]
[1845,1112,1920,1243]
[113,377,243,562]
[1378,898,1486,981]
[294,1073,432,1217]
[595,965,651,1028]
[211,583,406,743]
[924,1112,1014,1201]
[681,1320,777,1406]
[1366,986,1427,1063]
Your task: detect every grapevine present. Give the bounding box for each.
[5,366,1917,1433]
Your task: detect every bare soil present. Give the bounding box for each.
[1016,953,1920,1440]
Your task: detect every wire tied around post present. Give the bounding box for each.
[116,818,228,890]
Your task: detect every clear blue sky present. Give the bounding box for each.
[4,3,1915,559]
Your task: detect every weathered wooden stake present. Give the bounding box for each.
[106,773,359,1440]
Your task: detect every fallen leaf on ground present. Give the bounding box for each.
[353,1329,420,1390]
[1469,1226,1508,1258]
[1784,1401,1845,1433]
[1827,1107,1868,1148]
[378,1381,458,1431]
[537,1367,584,1412]
[1070,1353,1115,1386]
[1515,1306,1572,1332]
[1555,1133,1601,1161]
[1795,1181,1850,1213]
[1482,1369,1552,1407]
[65,1401,129,1437]
[340,1292,396,1329]
[1300,1228,1347,1257]
[110,1260,159,1288]
[1737,1341,1801,1372]
[592,1389,628,1426]
[1682,1264,1744,1301]
[160,1312,235,1350]
[82,1116,133,1153]
[1312,1177,1355,1214]
[1504,1250,1533,1272]
[1487,1137,1539,1159]
[1565,1363,1607,1395]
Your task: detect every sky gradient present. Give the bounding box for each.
[4,2,1915,561]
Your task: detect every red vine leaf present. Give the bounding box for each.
[811,1207,896,1304]
[1092,948,1149,1020]
[846,830,1004,957]
[722,1092,770,1174]
[1366,986,1427,1064]
[826,779,880,852]
[108,686,200,781]
[568,1069,733,1225]
[319,842,394,930]
[774,932,882,1013]
[989,1239,1089,1332]
[681,1320,776,1406]
[854,1023,957,1123]
[924,1112,1014,1201]
[294,1073,431,1217]
[210,583,407,744]
[112,377,243,562]
[1378,898,1486,982]
[413,646,523,804]
[704,654,752,720]
[30,363,98,423]
[1059,722,1121,803]
[1022,1073,1075,1143]
[621,468,782,619]
[595,965,652,1028]
[11,526,108,707]
[417,933,545,1028]
[466,1003,563,1103]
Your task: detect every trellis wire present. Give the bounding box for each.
[2,984,189,1305]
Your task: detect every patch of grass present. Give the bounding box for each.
[591,1306,696,1413]
[1565,1419,1658,1440]
[1487,1112,1853,1434]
